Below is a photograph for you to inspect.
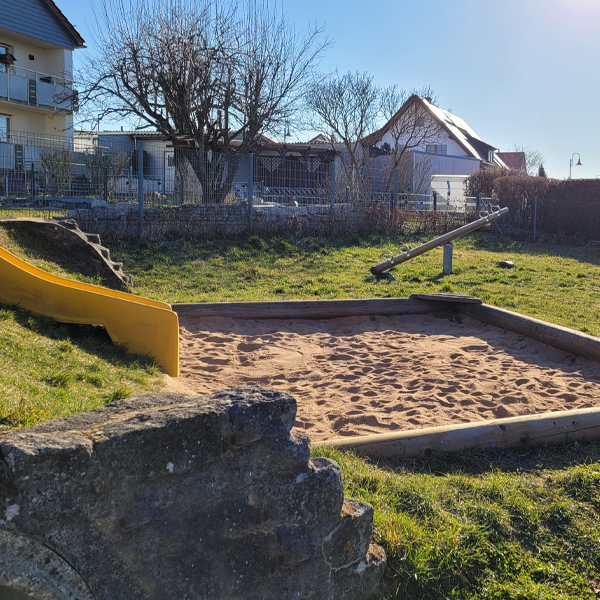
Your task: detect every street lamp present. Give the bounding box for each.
[283,122,291,143]
[569,152,582,179]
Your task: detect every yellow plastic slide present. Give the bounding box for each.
[0,246,179,376]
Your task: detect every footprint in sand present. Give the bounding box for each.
[329,354,354,361]
[461,344,489,352]
[493,405,513,418]
[204,336,234,344]
[237,342,263,352]
[199,357,230,365]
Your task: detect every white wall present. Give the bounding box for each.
[0,33,66,77]
[376,112,467,157]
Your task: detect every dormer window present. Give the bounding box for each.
[488,150,495,162]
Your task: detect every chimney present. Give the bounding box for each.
[425,96,432,104]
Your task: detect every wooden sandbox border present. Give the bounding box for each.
[174,294,600,459]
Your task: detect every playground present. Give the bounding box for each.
[3,209,600,452]
[2,218,600,599]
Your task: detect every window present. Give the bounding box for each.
[426,144,447,155]
[0,44,10,72]
[0,115,9,143]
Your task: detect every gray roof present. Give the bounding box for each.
[0,0,85,49]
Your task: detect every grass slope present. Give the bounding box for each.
[0,307,163,428]
[314,444,600,600]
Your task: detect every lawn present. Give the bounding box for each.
[106,233,600,336]
[1,225,600,599]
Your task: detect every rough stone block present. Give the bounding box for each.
[0,387,385,599]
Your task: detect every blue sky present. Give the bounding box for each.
[61,0,600,179]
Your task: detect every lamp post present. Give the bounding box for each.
[283,122,291,143]
[569,152,582,179]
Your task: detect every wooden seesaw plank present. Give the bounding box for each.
[314,406,600,459]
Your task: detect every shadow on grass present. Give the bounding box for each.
[0,222,108,285]
[2,303,157,371]
[375,440,600,478]
[466,231,600,267]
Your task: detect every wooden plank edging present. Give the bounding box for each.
[460,303,600,363]
[313,406,600,459]
[173,297,448,320]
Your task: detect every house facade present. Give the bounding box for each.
[362,95,507,193]
[0,0,84,150]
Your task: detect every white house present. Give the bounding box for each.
[0,0,85,151]
[362,95,507,193]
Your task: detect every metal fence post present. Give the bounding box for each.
[30,162,34,202]
[103,167,108,203]
[329,161,336,208]
[393,169,399,209]
[180,174,184,205]
[476,193,482,212]
[248,153,254,230]
[137,141,144,238]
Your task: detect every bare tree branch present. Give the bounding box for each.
[77,0,329,201]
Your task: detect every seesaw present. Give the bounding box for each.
[370,206,509,277]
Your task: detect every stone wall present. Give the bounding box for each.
[66,201,378,239]
[0,387,385,600]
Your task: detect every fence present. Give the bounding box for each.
[0,130,497,239]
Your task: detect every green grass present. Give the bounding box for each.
[314,444,600,600]
[0,306,163,428]
[103,233,600,336]
[2,226,600,598]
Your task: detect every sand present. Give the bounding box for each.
[169,313,600,442]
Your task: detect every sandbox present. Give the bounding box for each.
[171,295,600,457]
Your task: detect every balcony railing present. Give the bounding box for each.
[0,66,77,113]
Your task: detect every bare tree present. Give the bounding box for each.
[512,144,545,176]
[305,71,379,188]
[378,86,444,189]
[78,0,328,202]
[306,75,442,197]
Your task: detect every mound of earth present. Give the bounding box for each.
[0,217,132,290]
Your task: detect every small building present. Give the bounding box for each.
[496,151,527,172]
[362,95,507,193]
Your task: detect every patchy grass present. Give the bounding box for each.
[0,305,163,428]
[314,444,600,600]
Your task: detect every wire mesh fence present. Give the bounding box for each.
[0,130,497,239]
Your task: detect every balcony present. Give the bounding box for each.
[0,66,77,113]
